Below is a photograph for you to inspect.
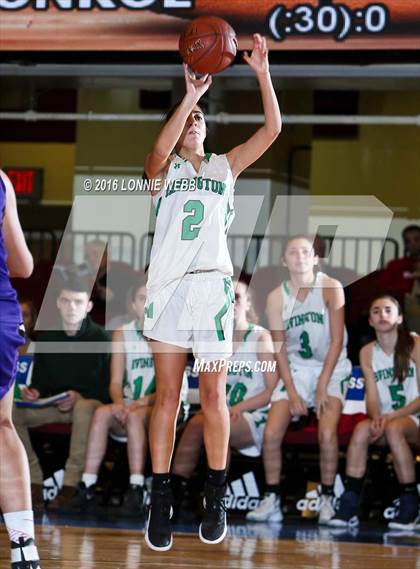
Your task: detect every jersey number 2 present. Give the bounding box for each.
[182,200,204,240]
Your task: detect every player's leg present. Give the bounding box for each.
[329,418,382,527]
[171,412,205,516]
[146,344,187,551]
[66,404,122,512]
[121,406,153,516]
[49,398,102,511]
[12,403,71,504]
[0,387,42,569]
[198,367,230,544]
[317,396,343,524]
[172,412,205,478]
[229,414,256,450]
[246,400,291,522]
[385,416,419,530]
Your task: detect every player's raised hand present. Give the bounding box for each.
[184,63,212,100]
[243,34,269,75]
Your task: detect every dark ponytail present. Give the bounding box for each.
[370,295,414,383]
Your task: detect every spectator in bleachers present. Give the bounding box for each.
[171,277,278,516]
[83,239,137,326]
[18,299,37,355]
[247,235,352,524]
[329,295,420,531]
[13,277,111,511]
[381,225,420,305]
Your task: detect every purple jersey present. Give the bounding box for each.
[0,175,24,400]
[0,175,21,323]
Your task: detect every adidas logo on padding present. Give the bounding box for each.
[225,472,262,511]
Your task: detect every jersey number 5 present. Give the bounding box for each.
[389,384,406,410]
[182,200,204,240]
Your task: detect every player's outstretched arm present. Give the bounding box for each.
[1,170,33,278]
[145,65,212,179]
[227,34,282,181]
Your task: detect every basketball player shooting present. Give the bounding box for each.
[142,31,281,551]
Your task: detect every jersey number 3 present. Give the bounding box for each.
[182,200,204,240]
[298,331,313,359]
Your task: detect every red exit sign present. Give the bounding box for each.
[5,168,43,202]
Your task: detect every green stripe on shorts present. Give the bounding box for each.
[214,278,234,341]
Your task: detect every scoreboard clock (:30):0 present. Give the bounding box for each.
[267,3,391,41]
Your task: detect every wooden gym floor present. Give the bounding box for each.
[1,517,419,569]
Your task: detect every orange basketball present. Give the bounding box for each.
[179,16,238,75]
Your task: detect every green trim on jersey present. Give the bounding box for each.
[155,197,162,216]
[224,200,235,232]
[243,323,255,343]
[145,303,154,319]
[134,320,144,340]
[204,152,212,162]
[214,278,234,341]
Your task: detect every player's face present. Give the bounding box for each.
[234,281,250,322]
[178,108,206,150]
[57,290,92,326]
[283,239,318,274]
[132,286,147,320]
[369,298,402,332]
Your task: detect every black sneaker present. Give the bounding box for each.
[388,494,420,530]
[63,482,97,514]
[145,488,174,552]
[119,485,145,518]
[327,491,359,527]
[11,537,42,569]
[199,482,227,544]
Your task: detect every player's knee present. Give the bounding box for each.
[156,388,181,413]
[384,419,404,441]
[318,427,337,447]
[264,426,281,447]
[93,405,112,424]
[200,388,226,413]
[351,420,371,446]
[0,414,13,430]
[126,408,145,426]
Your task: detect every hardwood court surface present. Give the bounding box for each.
[1,524,419,569]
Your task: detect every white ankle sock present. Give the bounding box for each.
[130,474,145,487]
[82,473,98,488]
[3,510,39,562]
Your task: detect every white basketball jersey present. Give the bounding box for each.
[147,153,235,296]
[372,341,419,413]
[122,321,156,401]
[281,272,348,366]
[226,324,268,410]
[122,320,190,408]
